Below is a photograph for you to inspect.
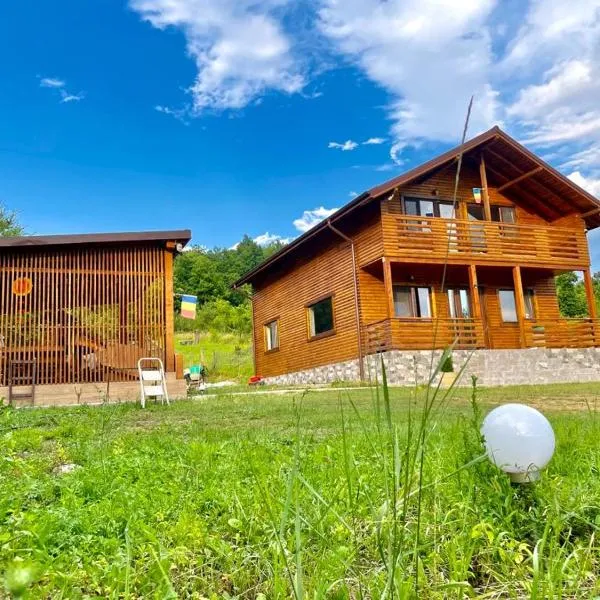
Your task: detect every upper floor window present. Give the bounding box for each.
[308,296,334,338]
[393,285,432,318]
[467,204,516,223]
[264,320,279,351]
[403,197,455,219]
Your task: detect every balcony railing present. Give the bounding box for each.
[382,215,589,266]
[365,318,485,354]
[525,319,599,348]
[365,317,600,354]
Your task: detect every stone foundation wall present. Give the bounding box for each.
[263,348,600,387]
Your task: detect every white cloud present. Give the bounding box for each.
[253,232,291,246]
[230,231,290,250]
[568,171,600,198]
[348,190,358,197]
[40,77,65,88]
[155,104,190,124]
[319,0,500,145]
[39,76,84,104]
[328,140,358,151]
[130,0,304,113]
[363,137,385,145]
[60,90,84,103]
[293,206,338,233]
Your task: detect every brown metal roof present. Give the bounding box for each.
[0,229,192,249]
[234,126,600,287]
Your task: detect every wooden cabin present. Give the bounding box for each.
[0,230,190,405]
[235,127,600,382]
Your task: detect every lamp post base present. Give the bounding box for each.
[509,470,540,484]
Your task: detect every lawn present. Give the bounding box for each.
[2,381,600,598]
[175,332,253,382]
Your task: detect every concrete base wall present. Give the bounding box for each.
[263,348,600,387]
[0,373,187,407]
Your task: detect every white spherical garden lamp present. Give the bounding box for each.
[481,403,555,483]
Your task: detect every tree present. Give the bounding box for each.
[0,204,23,237]
[173,236,286,334]
[555,272,589,317]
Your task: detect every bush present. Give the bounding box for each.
[440,353,454,373]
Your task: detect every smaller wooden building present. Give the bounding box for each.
[0,230,190,405]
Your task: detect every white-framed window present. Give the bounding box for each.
[264,320,279,351]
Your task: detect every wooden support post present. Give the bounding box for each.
[480,155,492,221]
[468,264,481,319]
[512,266,527,348]
[164,249,175,372]
[468,264,483,348]
[383,258,395,319]
[583,268,597,320]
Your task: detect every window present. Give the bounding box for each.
[447,288,471,318]
[495,206,516,224]
[524,289,536,320]
[264,320,279,351]
[403,197,455,218]
[499,290,518,322]
[468,204,516,223]
[308,296,334,338]
[499,289,535,322]
[393,286,432,318]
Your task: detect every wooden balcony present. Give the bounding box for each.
[382,215,590,268]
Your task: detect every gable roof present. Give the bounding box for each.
[234,126,600,287]
[0,230,192,249]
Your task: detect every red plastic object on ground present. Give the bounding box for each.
[248,375,263,385]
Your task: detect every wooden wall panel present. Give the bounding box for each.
[253,238,358,378]
[0,244,172,386]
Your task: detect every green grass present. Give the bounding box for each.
[175,331,253,382]
[2,381,600,598]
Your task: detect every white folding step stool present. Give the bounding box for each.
[137,358,169,408]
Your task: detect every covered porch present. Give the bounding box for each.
[362,260,599,354]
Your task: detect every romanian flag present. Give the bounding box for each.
[181,295,197,319]
[472,187,482,203]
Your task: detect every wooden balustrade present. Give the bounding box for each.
[365,318,485,354]
[525,319,600,348]
[382,215,589,267]
[365,317,600,354]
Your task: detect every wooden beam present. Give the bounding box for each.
[468,264,481,320]
[484,162,561,221]
[164,249,175,372]
[512,266,527,348]
[382,257,395,319]
[497,166,543,192]
[479,155,492,221]
[581,207,600,219]
[583,268,597,320]
[486,147,569,213]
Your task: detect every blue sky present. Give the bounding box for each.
[1,0,600,262]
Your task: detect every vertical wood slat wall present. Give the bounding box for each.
[0,244,167,386]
